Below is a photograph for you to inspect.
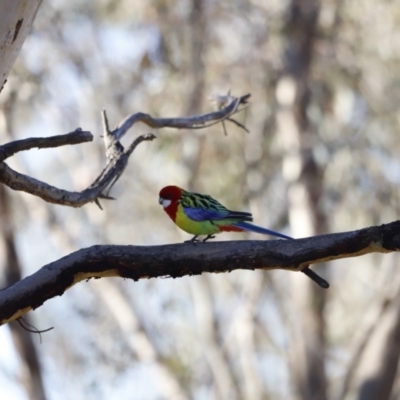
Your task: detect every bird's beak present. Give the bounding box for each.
[158,197,163,205]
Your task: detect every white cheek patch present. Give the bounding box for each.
[161,199,172,208]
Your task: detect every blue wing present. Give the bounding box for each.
[183,206,230,221]
[180,192,252,222]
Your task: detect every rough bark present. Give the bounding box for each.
[0,220,399,326]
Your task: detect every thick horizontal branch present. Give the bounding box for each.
[1,220,400,326]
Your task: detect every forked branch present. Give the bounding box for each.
[0,94,250,207]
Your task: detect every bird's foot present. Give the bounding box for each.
[203,235,216,242]
[185,236,199,243]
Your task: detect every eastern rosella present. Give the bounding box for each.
[159,185,291,242]
[158,185,329,288]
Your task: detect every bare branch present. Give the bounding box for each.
[0,162,95,206]
[0,132,155,207]
[101,109,115,154]
[94,132,157,197]
[1,220,399,326]
[0,94,250,207]
[0,129,93,162]
[101,109,111,136]
[226,117,250,133]
[114,93,251,139]
[126,132,157,155]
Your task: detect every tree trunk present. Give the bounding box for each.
[0,185,47,400]
[276,1,328,399]
[356,295,400,400]
[0,0,43,92]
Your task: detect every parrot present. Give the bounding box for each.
[158,185,329,288]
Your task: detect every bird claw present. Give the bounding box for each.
[185,236,199,243]
[184,235,216,243]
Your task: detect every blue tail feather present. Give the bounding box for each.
[234,221,293,240]
[232,222,330,288]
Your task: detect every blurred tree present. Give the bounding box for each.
[275,1,328,399]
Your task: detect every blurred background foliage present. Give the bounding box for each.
[1,0,400,399]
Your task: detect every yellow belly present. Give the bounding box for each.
[175,205,220,236]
